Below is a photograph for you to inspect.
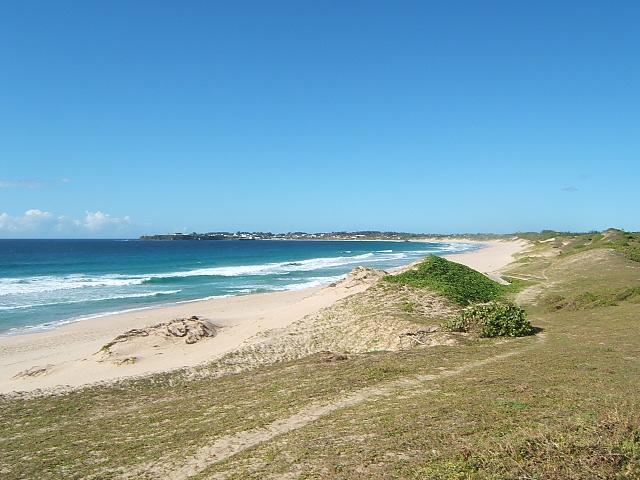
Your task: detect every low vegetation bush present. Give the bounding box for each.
[607,231,640,263]
[542,287,640,311]
[623,246,640,263]
[385,256,504,305]
[443,302,534,338]
[564,229,640,263]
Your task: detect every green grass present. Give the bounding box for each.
[384,256,505,305]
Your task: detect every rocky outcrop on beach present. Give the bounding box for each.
[164,316,219,344]
[12,364,55,379]
[96,316,221,364]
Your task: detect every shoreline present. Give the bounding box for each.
[0,238,528,393]
[0,239,478,338]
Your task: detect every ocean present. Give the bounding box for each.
[0,239,477,335]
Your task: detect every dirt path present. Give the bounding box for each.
[512,261,555,306]
[125,335,546,480]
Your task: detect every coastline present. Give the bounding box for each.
[0,238,528,394]
[0,238,471,337]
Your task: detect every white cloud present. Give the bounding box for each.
[25,209,53,218]
[0,209,134,237]
[0,213,10,229]
[0,209,56,232]
[83,211,132,231]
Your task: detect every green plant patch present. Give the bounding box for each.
[400,300,417,313]
[385,256,505,305]
[443,302,534,338]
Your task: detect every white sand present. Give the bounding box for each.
[0,238,528,394]
[442,239,529,273]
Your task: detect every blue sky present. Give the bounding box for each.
[1,1,638,238]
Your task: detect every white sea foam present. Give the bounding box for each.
[0,274,147,296]
[0,290,181,311]
[148,252,386,278]
[173,294,232,304]
[438,243,478,252]
[1,293,230,336]
[3,306,161,335]
[269,275,344,291]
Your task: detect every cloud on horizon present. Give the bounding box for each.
[0,209,134,237]
[561,186,579,192]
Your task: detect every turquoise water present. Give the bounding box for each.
[0,239,477,334]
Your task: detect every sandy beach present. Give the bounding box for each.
[0,239,528,394]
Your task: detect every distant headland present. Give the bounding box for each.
[139,231,476,241]
[138,229,594,241]
[139,231,433,241]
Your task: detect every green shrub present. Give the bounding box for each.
[623,246,640,263]
[385,256,504,305]
[443,302,534,338]
[615,286,640,302]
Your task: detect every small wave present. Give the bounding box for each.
[228,288,261,294]
[3,305,162,336]
[0,290,182,311]
[143,252,378,278]
[173,294,232,304]
[439,243,478,253]
[137,252,406,280]
[1,292,227,336]
[0,274,148,296]
[268,275,344,291]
